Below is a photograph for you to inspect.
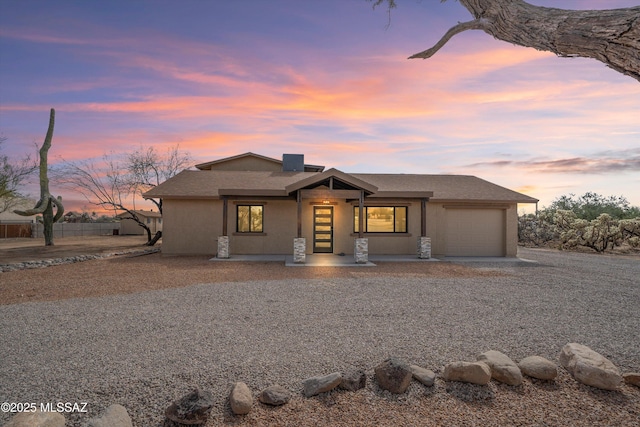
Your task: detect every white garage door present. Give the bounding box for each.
[445,209,505,256]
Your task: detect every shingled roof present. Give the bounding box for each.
[144,169,537,203]
[351,173,537,203]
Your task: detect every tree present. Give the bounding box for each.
[547,192,639,220]
[0,135,37,213]
[13,109,65,245]
[126,145,190,215]
[372,0,640,82]
[56,145,190,245]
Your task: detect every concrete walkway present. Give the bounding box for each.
[211,253,439,267]
[210,253,537,267]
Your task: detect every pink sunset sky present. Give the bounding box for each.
[1,0,638,214]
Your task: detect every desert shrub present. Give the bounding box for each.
[518,211,557,246]
[555,211,622,253]
[519,198,640,253]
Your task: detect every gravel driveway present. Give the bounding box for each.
[1,248,638,426]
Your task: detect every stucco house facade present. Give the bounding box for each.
[117,210,163,235]
[144,152,537,260]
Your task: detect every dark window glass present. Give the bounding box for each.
[237,205,263,232]
[353,207,407,233]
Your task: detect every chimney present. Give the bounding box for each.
[282,154,304,172]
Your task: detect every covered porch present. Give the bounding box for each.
[215,168,434,264]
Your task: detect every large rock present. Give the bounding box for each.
[87,404,132,427]
[259,385,291,406]
[518,356,558,380]
[5,410,65,427]
[229,382,253,415]
[409,365,436,387]
[302,372,342,397]
[339,369,366,391]
[559,343,622,390]
[623,373,640,388]
[442,361,492,385]
[374,358,412,394]
[165,388,214,425]
[477,350,523,386]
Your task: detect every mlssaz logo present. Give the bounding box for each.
[40,402,88,413]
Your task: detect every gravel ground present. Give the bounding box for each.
[0,248,639,426]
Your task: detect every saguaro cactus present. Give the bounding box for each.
[14,108,64,245]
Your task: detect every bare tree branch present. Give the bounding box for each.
[409,19,489,59]
[126,145,191,214]
[56,145,190,245]
[372,0,640,82]
[55,157,155,243]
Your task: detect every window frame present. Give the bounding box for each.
[236,204,264,233]
[353,206,408,233]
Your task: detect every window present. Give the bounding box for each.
[354,206,407,233]
[237,205,263,233]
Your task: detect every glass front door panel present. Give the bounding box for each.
[313,206,333,253]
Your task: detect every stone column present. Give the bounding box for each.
[293,237,306,264]
[354,238,368,264]
[217,235,230,259]
[417,236,431,259]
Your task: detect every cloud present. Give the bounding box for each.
[466,148,640,174]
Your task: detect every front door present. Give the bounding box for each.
[313,206,333,253]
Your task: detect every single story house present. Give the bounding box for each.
[117,209,163,235]
[144,152,537,260]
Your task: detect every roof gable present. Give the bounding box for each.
[195,152,282,171]
[285,168,378,194]
[195,152,325,172]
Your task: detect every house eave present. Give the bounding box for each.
[368,191,434,199]
[432,198,538,205]
[218,189,289,197]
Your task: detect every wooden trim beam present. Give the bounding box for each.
[358,190,364,238]
[222,196,228,236]
[297,190,302,238]
[421,198,427,237]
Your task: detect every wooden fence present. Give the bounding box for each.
[0,222,122,238]
[0,223,33,238]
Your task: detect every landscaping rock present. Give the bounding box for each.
[259,385,291,406]
[87,404,132,427]
[4,410,65,427]
[623,372,640,388]
[443,361,492,385]
[302,372,342,397]
[518,356,558,380]
[339,369,367,391]
[165,388,214,425]
[477,350,523,386]
[409,365,436,387]
[229,382,253,415]
[559,343,622,390]
[374,357,412,394]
